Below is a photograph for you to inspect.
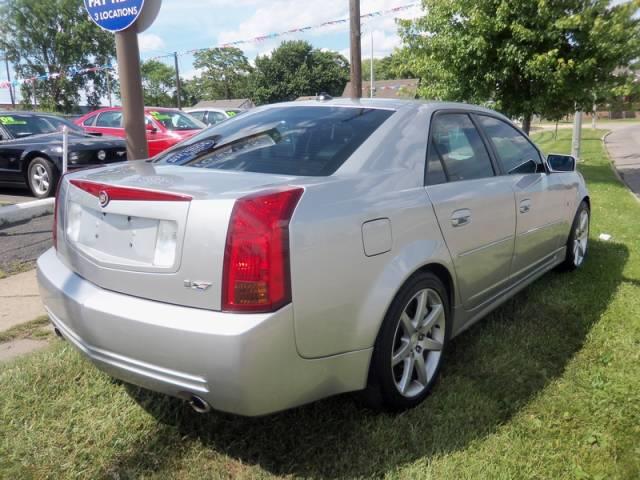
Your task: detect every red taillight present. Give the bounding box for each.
[222,187,303,313]
[69,179,192,202]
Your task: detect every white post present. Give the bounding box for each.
[370,31,374,98]
[62,125,68,174]
[571,111,582,161]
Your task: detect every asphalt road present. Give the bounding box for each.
[0,214,53,274]
[0,187,36,205]
[605,124,640,197]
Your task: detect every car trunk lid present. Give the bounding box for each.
[55,161,297,310]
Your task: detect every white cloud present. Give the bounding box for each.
[139,33,166,53]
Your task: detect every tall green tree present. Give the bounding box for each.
[141,59,177,107]
[248,40,349,105]
[192,47,252,100]
[0,0,115,113]
[398,0,640,133]
[362,54,414,81]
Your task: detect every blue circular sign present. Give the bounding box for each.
[84,0,146,33]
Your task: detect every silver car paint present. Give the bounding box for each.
[38,98,589,415]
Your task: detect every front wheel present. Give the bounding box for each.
[561,201,590,270]
[27,157,58,198]
[364,272,451,411]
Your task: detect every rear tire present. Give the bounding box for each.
[364,272,451,411]
[27,157,58,198]
[560,201,590,271]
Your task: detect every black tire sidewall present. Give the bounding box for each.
[369,271,451,410]
[27,157,58,198]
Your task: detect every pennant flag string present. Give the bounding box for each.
[146,2,418,61]
[0,64,113,90]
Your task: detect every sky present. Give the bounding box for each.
[0,0,422,105]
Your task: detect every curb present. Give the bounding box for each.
[601,130,640,204]
[0,198,55,228]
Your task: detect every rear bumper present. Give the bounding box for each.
[37,248,370,416]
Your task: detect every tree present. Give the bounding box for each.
[398,0,640,133]
[248,40,349,105]
[141,60,177,107]
[0,0,115,113]
[192,47,252,100]
[362,54,413,81]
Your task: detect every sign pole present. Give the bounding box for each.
[115,27,148,160]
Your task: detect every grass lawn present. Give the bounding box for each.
[1,129,638,479]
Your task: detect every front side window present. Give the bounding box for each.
[154,106,394,176]
[148,110,205,131]
[95,111,122,128]
[428,113,494,183]
[476,115,542,175]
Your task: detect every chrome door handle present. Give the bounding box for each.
[519,199,531,214]
[451,209,471,227]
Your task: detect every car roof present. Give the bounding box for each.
[268,98,510,120]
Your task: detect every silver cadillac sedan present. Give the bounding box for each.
[37,99,590,416]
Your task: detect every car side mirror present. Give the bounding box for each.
[547,153,576,173]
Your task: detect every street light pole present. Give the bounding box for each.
[349,0,362,98]
[370,31,374,98]
[3,54,15,109]
[174,52,182,110]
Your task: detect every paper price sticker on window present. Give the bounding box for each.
[0,116,27,125]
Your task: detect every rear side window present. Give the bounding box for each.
[95,111,122,128]
[428,113,494,183]
[83,115,96,127]
[189,111,206,122]
[476,115,542,174]
[154,106,394,176]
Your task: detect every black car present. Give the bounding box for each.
[0,112,128,198]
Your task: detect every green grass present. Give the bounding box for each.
[1,129,639,479]
[0,316,52,344]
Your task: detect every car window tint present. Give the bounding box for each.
[425,137,447,185]
[430,113,494,182]
[83,115,96,127]
[95,111,122,128]
[211,112,227,124]
[477,115,541,174]
[154,106,394,176]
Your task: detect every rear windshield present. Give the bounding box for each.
[153,106,394,176]
[0,114,57,138]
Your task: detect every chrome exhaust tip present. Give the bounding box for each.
[188,395,211,414]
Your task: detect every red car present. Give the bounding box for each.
[74,107,206,157]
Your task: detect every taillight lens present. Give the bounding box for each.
[222,187,303,313]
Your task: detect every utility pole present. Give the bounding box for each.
[571,110,582,161]
[106,69,113,107]
[3,54,15,109]
[174,52,182,110]
[349,0,362,98]
[370,31,374,98]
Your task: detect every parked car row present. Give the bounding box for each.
[0,105,249,198]
[0,112,128,198]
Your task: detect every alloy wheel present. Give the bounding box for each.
[391,288,446,397]
[31,164,50,196]
[573,209,589,267]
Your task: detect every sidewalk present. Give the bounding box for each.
[604,124,640,198]
[0,269,46,331]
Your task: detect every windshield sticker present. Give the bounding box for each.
[0,116,27,125]
[226,111,237,117]
[149,111,171,121]
[163,139,217,164]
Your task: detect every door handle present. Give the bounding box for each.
[451,209,471,227]
[519,199,532,214]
